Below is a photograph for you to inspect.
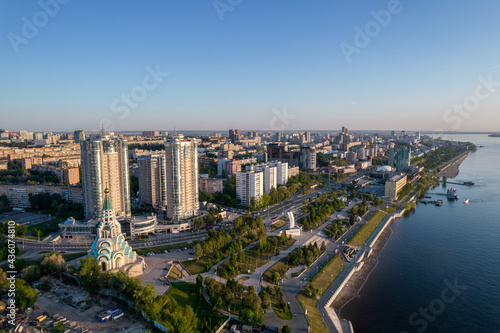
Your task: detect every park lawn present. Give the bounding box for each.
[270,220,288,232]
[296,292,329,333]
[311,254,345,295]
[262,258,289,283]
[168,282,227,332]
[381,204,401,214]
[270,293,293,320]
[182,259,208,275]
[348,210,387,247]
[28,218,62,237]
[168,265,182,280]
[134,242,194,255]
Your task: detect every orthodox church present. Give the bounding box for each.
[89,189,145,275]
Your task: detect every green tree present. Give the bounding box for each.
[282,325,292,333]
[320,241,326,253]
[40,252,66,276]
[196,274,203,297]
[194,243,203,259]
[77,257,101,291]
[20,265,41,283]
[54,321,65,332]
[260,291,271,309]
[15,279,38,308]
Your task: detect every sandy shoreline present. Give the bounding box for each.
[332,226,393,317]
[436,153,469,178]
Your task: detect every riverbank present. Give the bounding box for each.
[436,153,469,178]
[334,227,392,316]
[327,151,472,331]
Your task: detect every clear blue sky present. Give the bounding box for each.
[1,0,499,133]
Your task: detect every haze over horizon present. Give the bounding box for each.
[1,1,500,132]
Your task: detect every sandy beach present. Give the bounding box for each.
[436,153,469,178]
[332,226,393,317]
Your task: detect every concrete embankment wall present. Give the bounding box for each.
[321,193,417,333]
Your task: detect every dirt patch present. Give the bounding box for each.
[16,279,150,333]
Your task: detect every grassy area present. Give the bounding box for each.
[182,259,208,275]
[311,254,345,295]
[262,258,290,283]
[271,293,293,320]
[381,204,401,214]
[270,220,288,232]
[217,237,295,278]
[297,292,329,333]
[348,210,387,247]
[61,252,87,262]
[134,242,194,255]
[28,218,62,237]
[168,265,182,280]
[167,282,227,332]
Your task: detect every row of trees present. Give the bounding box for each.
[299,192,345,231]
[267,241,326,284]
[0,161,61,184]
[28,192,84,220]
[412,144,469,170]
[206,276,266,325]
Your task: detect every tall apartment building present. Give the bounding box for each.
[229,129,241,142]
[138,154,167,209]
[236,170,263,206]
[165,134,199,220]
[81,132,131,219]
[74,130,85,143]
[269,161,288,185]
[248,164,277,194]
[389,147,411,171]
[300,146,317,171]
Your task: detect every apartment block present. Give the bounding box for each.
[138,154,167,209]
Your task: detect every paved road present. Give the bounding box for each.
[14,231,208,250]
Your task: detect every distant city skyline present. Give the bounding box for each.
[1,1,499,132]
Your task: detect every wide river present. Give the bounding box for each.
[341,134,500,333]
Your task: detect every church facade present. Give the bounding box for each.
[89,189,139,272]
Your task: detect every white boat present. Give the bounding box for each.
[463,199,469,204]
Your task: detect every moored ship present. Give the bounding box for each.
[447,188,459,200]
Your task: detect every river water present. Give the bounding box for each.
[341,134,500,333]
